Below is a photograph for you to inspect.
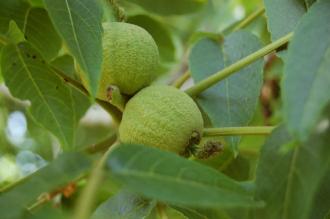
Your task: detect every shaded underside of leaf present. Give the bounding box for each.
[254,125,330,219]
[309,170,330,219]
[0,0,30,34]
[282,0,330,142]
[264,0,306,41]
[51,54,91,142]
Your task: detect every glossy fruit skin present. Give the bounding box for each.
[96,22,159,100]
[119,85,204,154]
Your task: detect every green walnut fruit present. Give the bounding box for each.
[119,85,204,154]
[82,22,160,100]
[100,22,159,97]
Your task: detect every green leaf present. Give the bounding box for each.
[0,152,91,219]
[44,0,103,98]
[264,0,306,41]
[0,4,62,61]
[254,125,330,219]
[6,21,25,44]
[23,8,62,61]
[222,155,251,181]
[1,42,82,149]
[282,0,330,142]
[51,54,91,145]
[309,170,330,219]
[0,0,30,34]
[107,144,263,209]
[1,21,24,82]
[51,54,76,78]
[92,189,156,219]
[189,31,263,153]
[127,14,176,64]
[126,0,207,15]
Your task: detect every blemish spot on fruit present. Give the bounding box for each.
[195,141,223,159]
[106,86,114,101]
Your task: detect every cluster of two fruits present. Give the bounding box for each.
[85,22,208,157]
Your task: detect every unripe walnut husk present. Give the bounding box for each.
[80,22,160,100]
[119,85,204,154]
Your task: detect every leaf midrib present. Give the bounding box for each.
[63,0,89,82]
[118,149,244,194]
[299,44,330,135]
[22,6,31,34]
[282,146,300,219]
[114,167,248,198]
[69,88,76,148]
[114,169,258,207]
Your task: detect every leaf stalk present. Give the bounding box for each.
[173,70,191,88]
[232,7,265,32]
[51,67,122,124]
[185,32,293,97]
[203,126,275,136]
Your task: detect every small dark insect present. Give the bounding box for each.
[32,55,37,59]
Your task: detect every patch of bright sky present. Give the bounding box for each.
[233,5,246,20]
[5,111,27,145]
